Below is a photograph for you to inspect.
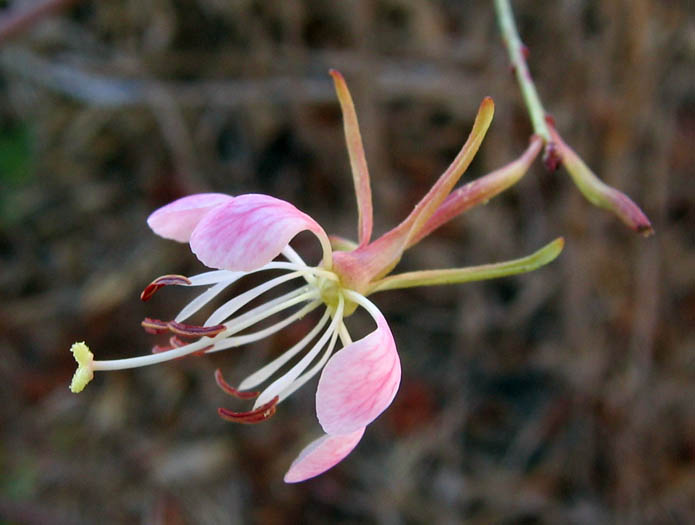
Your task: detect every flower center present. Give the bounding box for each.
[317,273,358,317]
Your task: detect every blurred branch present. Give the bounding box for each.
[0,0,80,44]
[0,47,484,108]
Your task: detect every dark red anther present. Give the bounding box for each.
[168,321,226,338]
[169,336,187,348]
[152,344,175,354]
[214,369,260,400]
[217,396,279,424]
[140,274,192,301]
[141,318,170,334]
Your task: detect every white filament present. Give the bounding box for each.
[238,309,331,390]
[221,286,312,334]
[204,271,305,327]
[277,323,340,403]
[175,279,237,322]
[253,295,344,408]
[209,299,321,353]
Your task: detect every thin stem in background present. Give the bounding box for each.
[493,0,550,144]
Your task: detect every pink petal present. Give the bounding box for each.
[147,193,234,243]
[316,310,401,435]
[283,427,365,483]
[189,194,329,271]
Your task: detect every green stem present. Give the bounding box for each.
[493,0,550,143]
[367,237,564,293]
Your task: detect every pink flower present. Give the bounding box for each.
[70,70,564,482]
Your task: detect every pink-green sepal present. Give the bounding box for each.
[330,69,373,246]
[332,97,495,291]
[409,134,543,246]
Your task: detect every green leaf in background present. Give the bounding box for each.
[0,124,33,186]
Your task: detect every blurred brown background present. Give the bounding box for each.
[1,1,693,523]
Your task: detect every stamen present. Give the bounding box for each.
[140,274,192,301]
[217,396,279,424]
[253,294,344,408]
[188,262,334,287]
[152,337,210,356]
[238,309,331,390]
[209,299,321,353]
[220,287,313,336]
[175,280,237,323]
[281,245,307,266]
[214,369,259,399]
[141,318,169,334]
[142,318,226,338]
[278,318,341,403]
[205,271,306,327]
[188,270,243,286]
[168,321,226,338]
[152,344,174,354]
[169,336,187,347]
[338,322,353,346]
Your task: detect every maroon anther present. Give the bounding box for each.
[140,274,191,301]
[168,321,226,338]
[217,396,279,424]
[152,344,175,354]
[214,369,260,400]
[169,336,186,347]
[141,318,169,334]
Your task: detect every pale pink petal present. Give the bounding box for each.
[316,309,401,436]
[283,427,365,483]
[147,193,234,242]
[189,194,330,271]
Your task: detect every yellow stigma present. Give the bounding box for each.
[69,341,94,393]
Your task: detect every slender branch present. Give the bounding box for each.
[0,47,487,109]
[0,0,81,44]
[493,0,550,143]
